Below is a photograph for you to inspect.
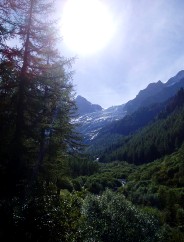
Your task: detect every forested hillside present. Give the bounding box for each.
[86,101,167,156]
[99,88,184,164]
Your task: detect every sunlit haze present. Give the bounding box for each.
[61,0,116,56]
[58,0,184,108]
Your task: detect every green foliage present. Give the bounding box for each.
[0,188,82,242]
[80,189,163,242]
[72,162,136,194]
[78,146,184,239]
[0,1,83,240]
[68,157,99,178]
[0,0,82,198]
[122,145,184,238]
[86,133,124,159]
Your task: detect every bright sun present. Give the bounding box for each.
[61,0,115,55]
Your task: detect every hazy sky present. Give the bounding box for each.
[58,0,184,108]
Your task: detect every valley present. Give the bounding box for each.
[69,70,184,241]
[1,1,184,240]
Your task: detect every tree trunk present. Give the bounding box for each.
[14,0,34,164]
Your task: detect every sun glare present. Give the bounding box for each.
[61,0,115,55]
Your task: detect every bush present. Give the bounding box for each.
[79,189,164,242]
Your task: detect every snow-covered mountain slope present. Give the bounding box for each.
[73,104,126,143]
[73,70,184,144]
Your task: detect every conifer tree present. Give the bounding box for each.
[0,0,80,197]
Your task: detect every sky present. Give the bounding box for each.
[57,0,184,108]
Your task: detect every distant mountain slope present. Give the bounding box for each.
[99,88,184,164]
[124,70,184,113]
[99,102,166,136]
[75,95,102,116]
[74,70,184,145]
[73,104,126,143]
[86,91,182,157]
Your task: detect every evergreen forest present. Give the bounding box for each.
[0,1,184,241]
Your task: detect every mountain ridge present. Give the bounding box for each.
[74,70,184,144]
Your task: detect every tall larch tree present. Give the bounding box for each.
[0,1,84,241]
[0,0,81,197]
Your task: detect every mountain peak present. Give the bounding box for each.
[124,70,184,114]
[135,80,164,100]
[166,70,184,86]
[76,95,88,102]
[75,95,103,116]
